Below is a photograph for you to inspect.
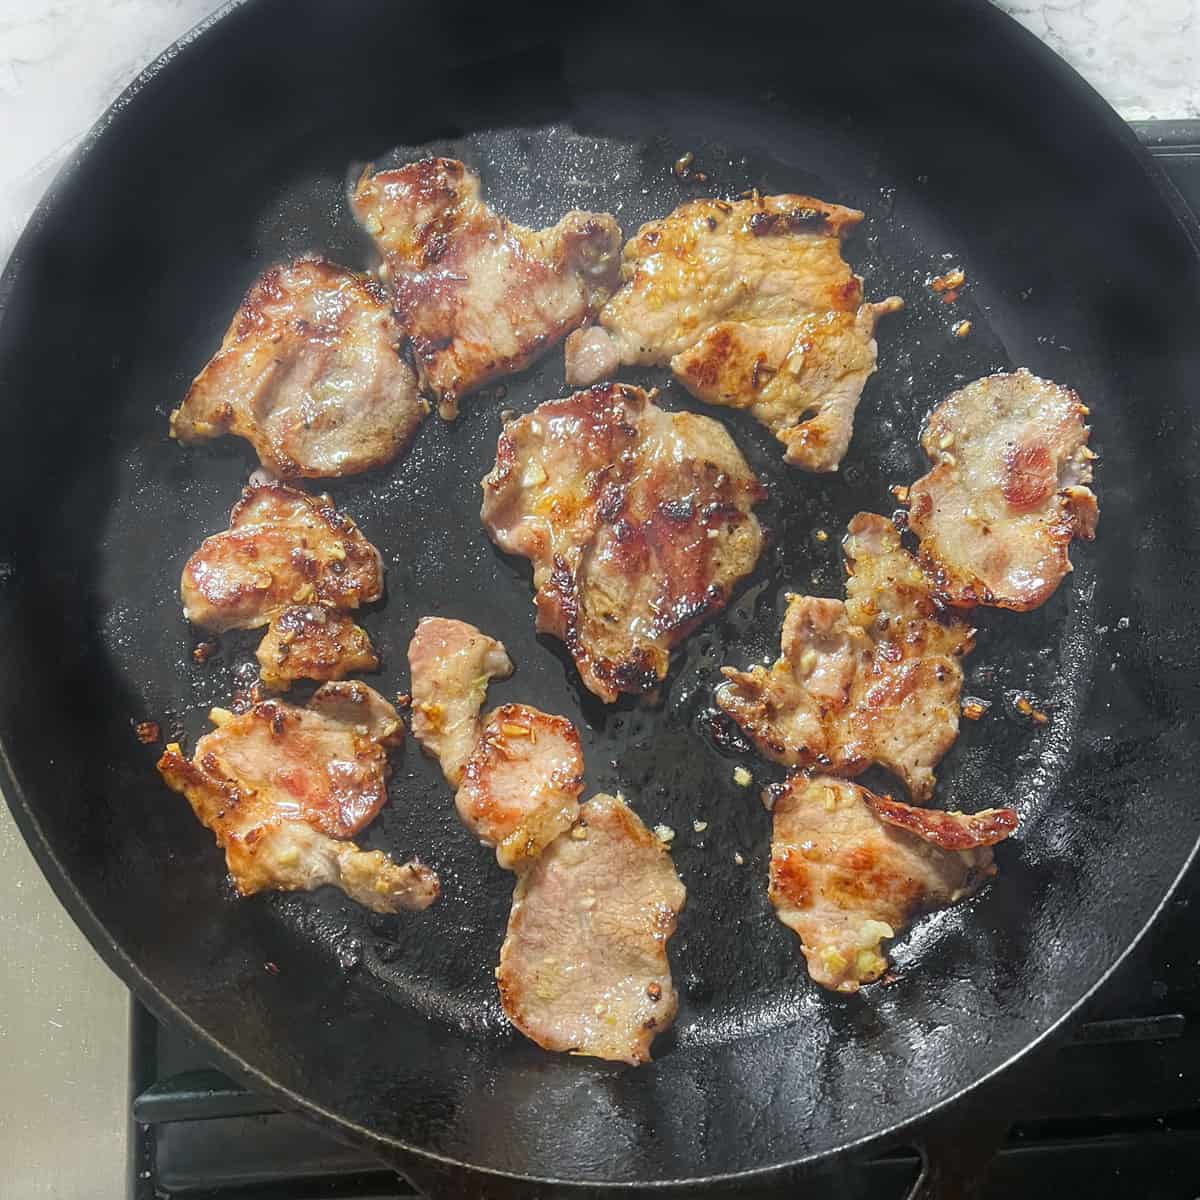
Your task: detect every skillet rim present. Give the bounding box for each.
[1,0,1198,1187]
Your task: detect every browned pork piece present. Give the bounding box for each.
[407,616,514,786]
[496,793,686,1064]
[906,369,1098,611]
[407,618,584,870]
[157,683,439,913]
[170,258,425,477]
[181,483,381,690]
[769,775,1016,993]
[717,513,973,801]
[481,383,766,703]
[256,606,379,691]
[352,158,622,419]
[182,484,382,630]
[458,704,585,871]
[564,194,902,471]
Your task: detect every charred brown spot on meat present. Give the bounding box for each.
[696,327,736,389]
[658,495,696,524]
[599,650,662,696]
[787,206,827,230]
[833,277,864,309]
[748,210,778,237]
[771,847,812,907]
[423,232,450,265]
[290,548,319,579]
[751,354,776,392]
[596,484,627,524]
[656,582,726,639]
[1002,442,1055,510]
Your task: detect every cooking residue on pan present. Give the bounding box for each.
[150,131,1098,1061]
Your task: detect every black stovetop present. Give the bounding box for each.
[128,126,1200,1200]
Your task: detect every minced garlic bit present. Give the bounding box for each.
[856,950,888,977]
[500,722,530,738]
[733,851,745,866]
[820,946,848,974]
[937,431,955,450]
[570,824,589,841]
[672,150,708,182]
[962,696,990,721]
[654,824,676,844]
[733,766,753,788]
[857,919,894,947]
[521,461,547,488]
[692,820,708,833]
[890,484,910,504]
[814,528,829,543]
[1015,695,1049,725]
[952,319,972,338]
[192,641,217,665]
[797,648,817,676]
[929,266,965,294]
[133,720,160,745]
[209,707,235,728]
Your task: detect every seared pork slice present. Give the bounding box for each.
[769,775,1016,992]
[256,606,378,691]
[675,300,904,471]
[907,370,1098,611]
[157,685,438,913]
[718,513,973,800]
[481,384,766,703]
[564,194,902,471]
[457,704,585,871]
[408,619,586,869]
[182,484,383,633]
[407,617,513,785]
[353,158,621,419]
[170,258,424,477]
[497,794,686,1064]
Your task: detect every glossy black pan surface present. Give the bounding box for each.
[2,0,1199,1191]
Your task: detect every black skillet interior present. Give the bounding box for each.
[2,0,1199,1190]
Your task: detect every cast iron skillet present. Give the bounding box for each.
[2,0,1199,1194]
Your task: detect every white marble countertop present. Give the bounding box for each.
[0,2,1195,1197]
[0,1,1198,267]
